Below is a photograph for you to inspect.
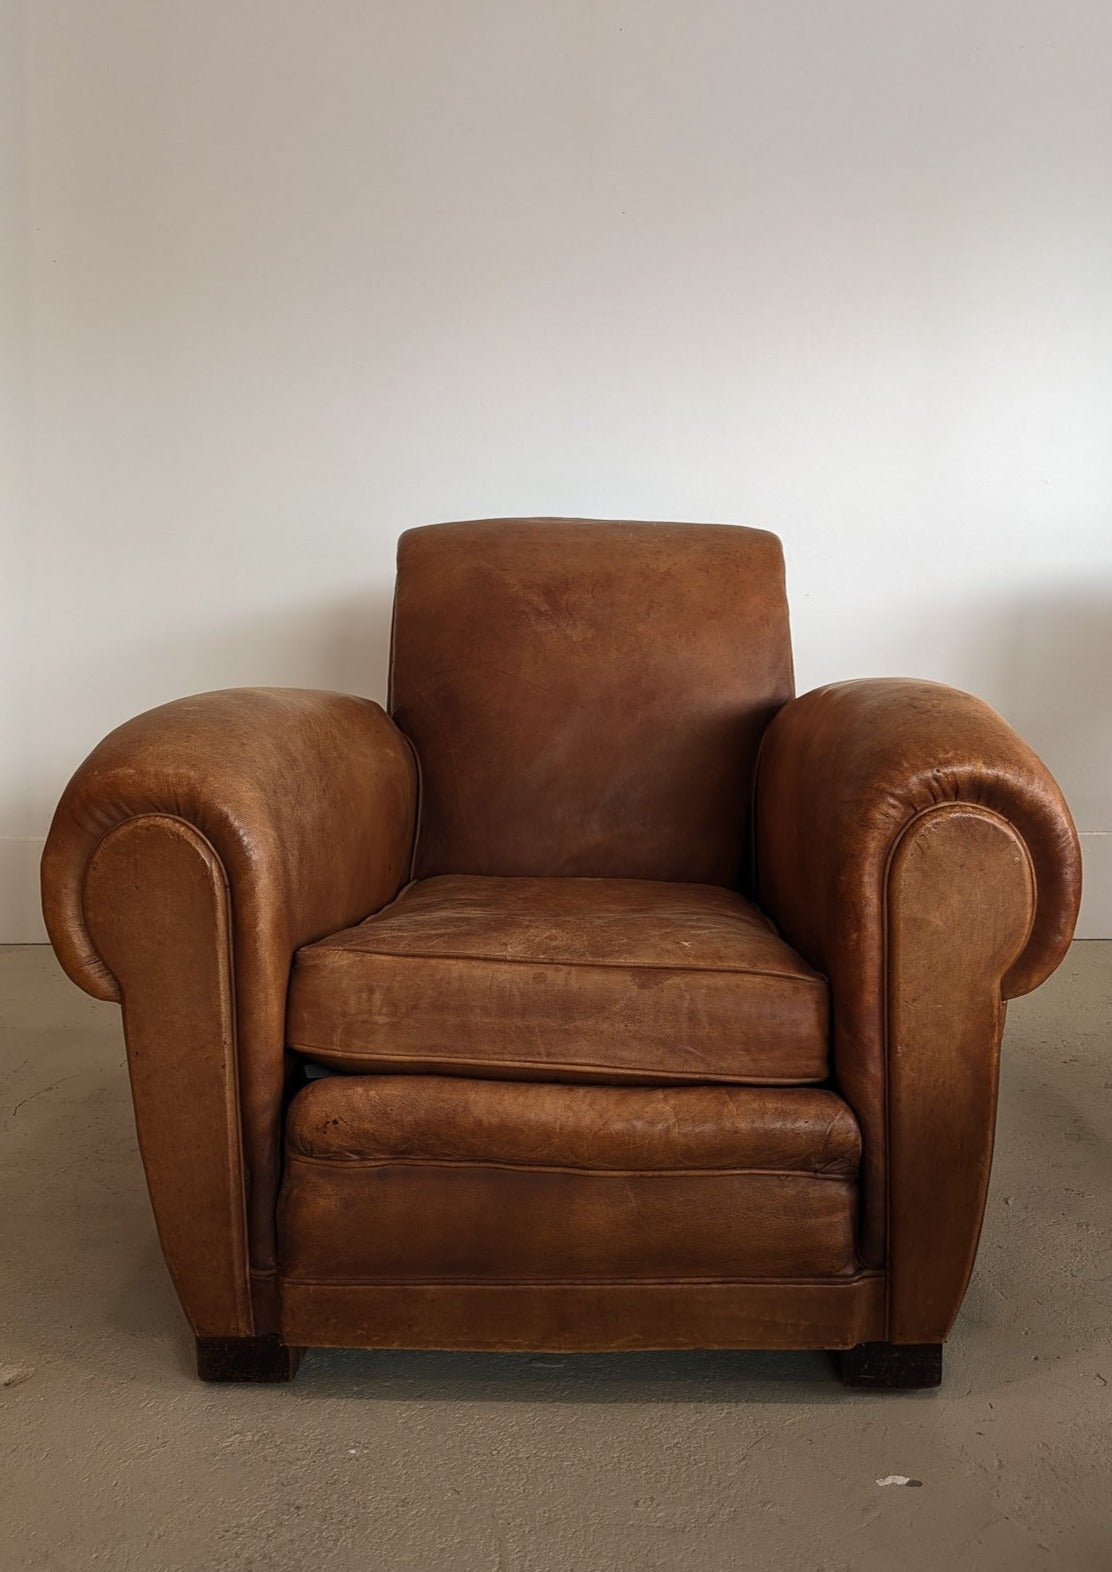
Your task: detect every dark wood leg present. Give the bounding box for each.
[195,1334,304,1383]
[838,1341,943,1390]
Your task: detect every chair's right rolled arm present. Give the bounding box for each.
[755,678,1081,1000]
[753,678,1082,1330]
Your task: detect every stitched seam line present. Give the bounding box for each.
[880,798,1037,1333]
[283,1152,857,1178]
[881,799,1037,1339]
[87,813,258,1329]
[281,1272,878,1289]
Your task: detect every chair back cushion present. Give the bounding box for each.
[390,518,793,885]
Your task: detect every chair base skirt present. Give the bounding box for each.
[198,1283,947,1388]
[838,1341,943,1390]
[196,1334,304,1383]
[279,1274,887,1354]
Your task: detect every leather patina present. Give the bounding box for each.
[288,874,830,1085]
[40,521,1082,1375]
[42,687,418,1312]
[391,519,794,886]
[754,677,1081,1274]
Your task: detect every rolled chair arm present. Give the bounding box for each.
[43,687,418,1001]
[41,687,418,1335]
[754,679,1081,1329]
[755,679,1081,999]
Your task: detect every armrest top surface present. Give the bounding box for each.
[42,687,418,1000]
[755,678,1081,998]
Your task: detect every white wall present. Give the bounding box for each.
[5,0,1111,939]
[1,0,34,938]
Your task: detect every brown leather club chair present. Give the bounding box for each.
[41,520,1082,1388]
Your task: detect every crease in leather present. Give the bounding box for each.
[303,949,825,983]
[285,1155,856,1180]
[284,1075,859,1173]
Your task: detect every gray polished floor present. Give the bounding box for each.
[2,942,1109,1571]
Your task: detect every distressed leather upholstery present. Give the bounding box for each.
[391,519,793,883]
[279,1078,861,1284]
[754,678,1082,1323]
[288,875,830,1084]
[40,688,417,1304]
[40,519,1083,1378]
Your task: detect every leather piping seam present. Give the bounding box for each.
[879,798,1038,1338]
[283,1152,858,1179]
[288,1050,828,1084]
[298,948,827,985]
[280,1272,878,1289]
[80,811,231,993]
[354,876,419,927]
[84,811,255,1334]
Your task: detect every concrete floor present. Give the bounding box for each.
[1,943,1109,1572]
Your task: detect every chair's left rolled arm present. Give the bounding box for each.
[43,687,418,1002]
[41,687,418,1339]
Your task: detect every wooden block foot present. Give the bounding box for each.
[838,1341,943,1390]
[195,1334,303,1383]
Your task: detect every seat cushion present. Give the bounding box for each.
[287,876,830,1085]
[278,1076,862,1283]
